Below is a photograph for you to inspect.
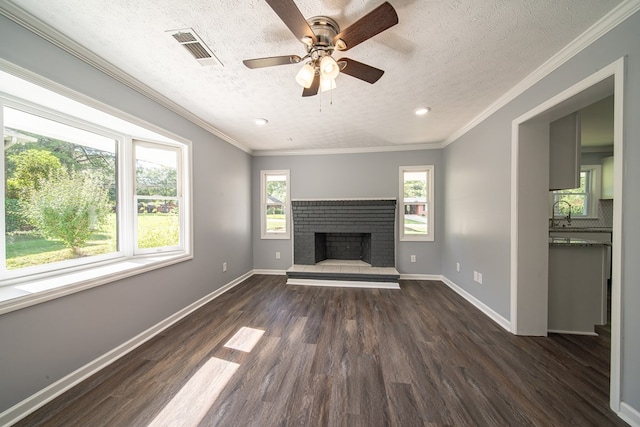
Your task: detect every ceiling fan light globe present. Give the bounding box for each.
[320,77,336,92]
[320,56,340,80]
[296,63,316,88]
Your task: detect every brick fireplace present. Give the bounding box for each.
[291,199,396,267]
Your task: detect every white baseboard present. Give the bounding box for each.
[0,271,253,427]
[252,269,287,275]
[548,329,598,336]
[286,278,400,289]
[620,402,640,427]
[440,276,512,332]
[399,274,442,281]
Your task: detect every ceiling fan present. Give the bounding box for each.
[243,0,398,97]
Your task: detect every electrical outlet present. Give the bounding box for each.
[410,255,416,263]
[456,262,460,272]
[478,273,483,284]
[473,271,478,282]
[276,252,281,259]
[222,262,227,272]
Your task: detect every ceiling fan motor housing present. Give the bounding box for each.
[306,16,340,56]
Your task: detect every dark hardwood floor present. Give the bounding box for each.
[14,276,626,426]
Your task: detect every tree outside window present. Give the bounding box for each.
[3,107,117,270]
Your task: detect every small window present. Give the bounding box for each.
[261,170,290,239]
[551,165,601,218]
[400,165,434,241]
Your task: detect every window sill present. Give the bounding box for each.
[400,236,435,242]
[261,234,291,240]
[0,252,192,316]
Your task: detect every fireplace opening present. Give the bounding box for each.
[315,232,371,264]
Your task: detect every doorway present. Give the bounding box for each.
[510,58,624,411]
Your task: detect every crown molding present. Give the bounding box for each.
[252,141,444,157]
[0,0,252,155]
[441,0,640,148]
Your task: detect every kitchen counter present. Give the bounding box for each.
[549,227,612,232]
[549,237,610,247]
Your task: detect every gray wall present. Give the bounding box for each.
[442,9,640,413]
[252,150,443,275]
[0,16,253,412]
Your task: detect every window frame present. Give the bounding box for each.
[0,67,192,314]
[260,169,290,240]
[399,165,435,242]
[550,164,601,219]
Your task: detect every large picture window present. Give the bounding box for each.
[1,70,191,309]
[3,105,118,272]
[261,170,290,239]
[399,165,434,241]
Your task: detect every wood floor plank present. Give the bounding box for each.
[13,277,627,427]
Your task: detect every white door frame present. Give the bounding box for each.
[510,57,624,411]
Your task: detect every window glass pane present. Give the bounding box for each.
[4,107,117,270]
[403,204,428,235]
[266,205,286,233]
[264,173,287,235]
[554,194,587,216]
[136,199,180,249]
[135,145,178,197]
[266,174,287,205]
[404,171,427,203]
[135,143,180,250]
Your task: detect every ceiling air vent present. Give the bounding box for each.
[167,28,222,67]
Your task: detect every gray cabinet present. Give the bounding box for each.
[548,243,608,334]
[549,112,581,190]
[549,230,611,279]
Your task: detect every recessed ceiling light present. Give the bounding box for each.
[254,118,268,126]
[415,107,431,116]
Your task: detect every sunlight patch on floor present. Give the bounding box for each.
[224,326,265,352]
[147,357,239,427]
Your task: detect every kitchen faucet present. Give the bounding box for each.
[551,200,572,227]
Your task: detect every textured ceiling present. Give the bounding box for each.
[5,0,623,153]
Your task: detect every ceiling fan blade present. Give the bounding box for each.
[243,55,302,69]
[302,73,320,97]
[265,0,317,44]
[339,58,384,84]
[333,2,398,51]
